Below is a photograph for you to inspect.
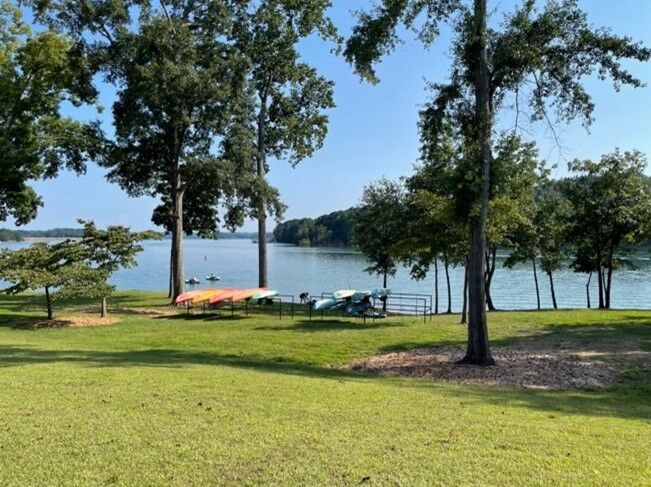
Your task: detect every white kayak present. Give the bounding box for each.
[252,289,279,300]
[333,289,356,300]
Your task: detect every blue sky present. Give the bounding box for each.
[10,0,651,232]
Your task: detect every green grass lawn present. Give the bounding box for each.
[0,291,649,486]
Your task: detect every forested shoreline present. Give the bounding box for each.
[273,208,359,247]
[0,229,272,242]
[274,175,651,250]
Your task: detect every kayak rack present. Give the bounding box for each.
[316,291,432,324]
[242,294,295,320]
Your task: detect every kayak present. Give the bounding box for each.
[251,289,279,301]
[191,288,230,305]
[175,289,209,305]
[208,289,237,306]
[345,303,365,316]
[208,288,263,307]
[230,288,265,303]
[313,298,338,311]
[333,289,356,300]
[351,290,371,302]
[371,288,391,299]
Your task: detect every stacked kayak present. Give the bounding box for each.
[312,288,390,317]
[175,288,279,307]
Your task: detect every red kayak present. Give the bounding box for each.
[208,288,237,306]
[209,288,264,307]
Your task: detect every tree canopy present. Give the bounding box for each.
[344,0,650,364]
[0,0,100,225]
[225,0,338,287]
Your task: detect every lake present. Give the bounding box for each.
[5,238,648,311]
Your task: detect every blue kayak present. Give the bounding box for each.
[313,298,338,311]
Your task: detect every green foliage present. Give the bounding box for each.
[344,0,462,84]
[0,229,22,241]
[0,221,157,317]
[0,0,100,225]
[273,208,358,247]
[223,0,338,248]
[354,178,407,282]
[0,227,85,240]
[535,189,572,276]
[346,0,650,214]
[401,121,467,278]
[0,240,104,317]
[564,150,651,307]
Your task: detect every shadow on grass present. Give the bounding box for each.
[0,340,648,421]
[152,313,250,322]
[254,319,406,332]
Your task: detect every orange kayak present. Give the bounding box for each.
[208,288,237,306]
[175,289,212,305]
[209,287,265,307]
[231,288,266,303]
[196,288,233,305]
[191,288,229,305]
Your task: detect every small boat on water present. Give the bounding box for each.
[185,277,201,285]
[206,274,220,281]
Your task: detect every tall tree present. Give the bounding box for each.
[565,150,651,308]
[354,178,406,309]
[402,121,467,316]
[229,0,337,287]
[33,0,277,301]
[534,189,571,309]
[345,0,649,364]
[0,1,99,225]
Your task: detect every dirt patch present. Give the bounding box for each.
[116,307,182,317]
[20,315,120,329]
[347,345,649,390]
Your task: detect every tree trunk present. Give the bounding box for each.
[605,266,612,309]
[444,254,452,314]
[532,257,540,310]
[434,256,439,314]
[382,271,387,312]
[596,248,604,309]
[101,296,108,318]
[484,247,496,311]
[605,246,614,309]
[256,94,269,288]
[547,271,557,310]
[45,285,53,320]
[168,244,174,299]
[170,167,185,302]
[586,272,592,309]
[461,264,468,324]
[463,0,494,365]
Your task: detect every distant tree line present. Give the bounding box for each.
[273,209,359,247]
[0,228,86,242]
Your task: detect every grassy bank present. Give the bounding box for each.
[0,291,649,485]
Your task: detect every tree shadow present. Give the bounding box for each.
[152,313,250,322]
[254,319,406,332]
[0,344,647,420]
[0,345,354,380]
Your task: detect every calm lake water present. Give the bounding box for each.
[5,238,649,311]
